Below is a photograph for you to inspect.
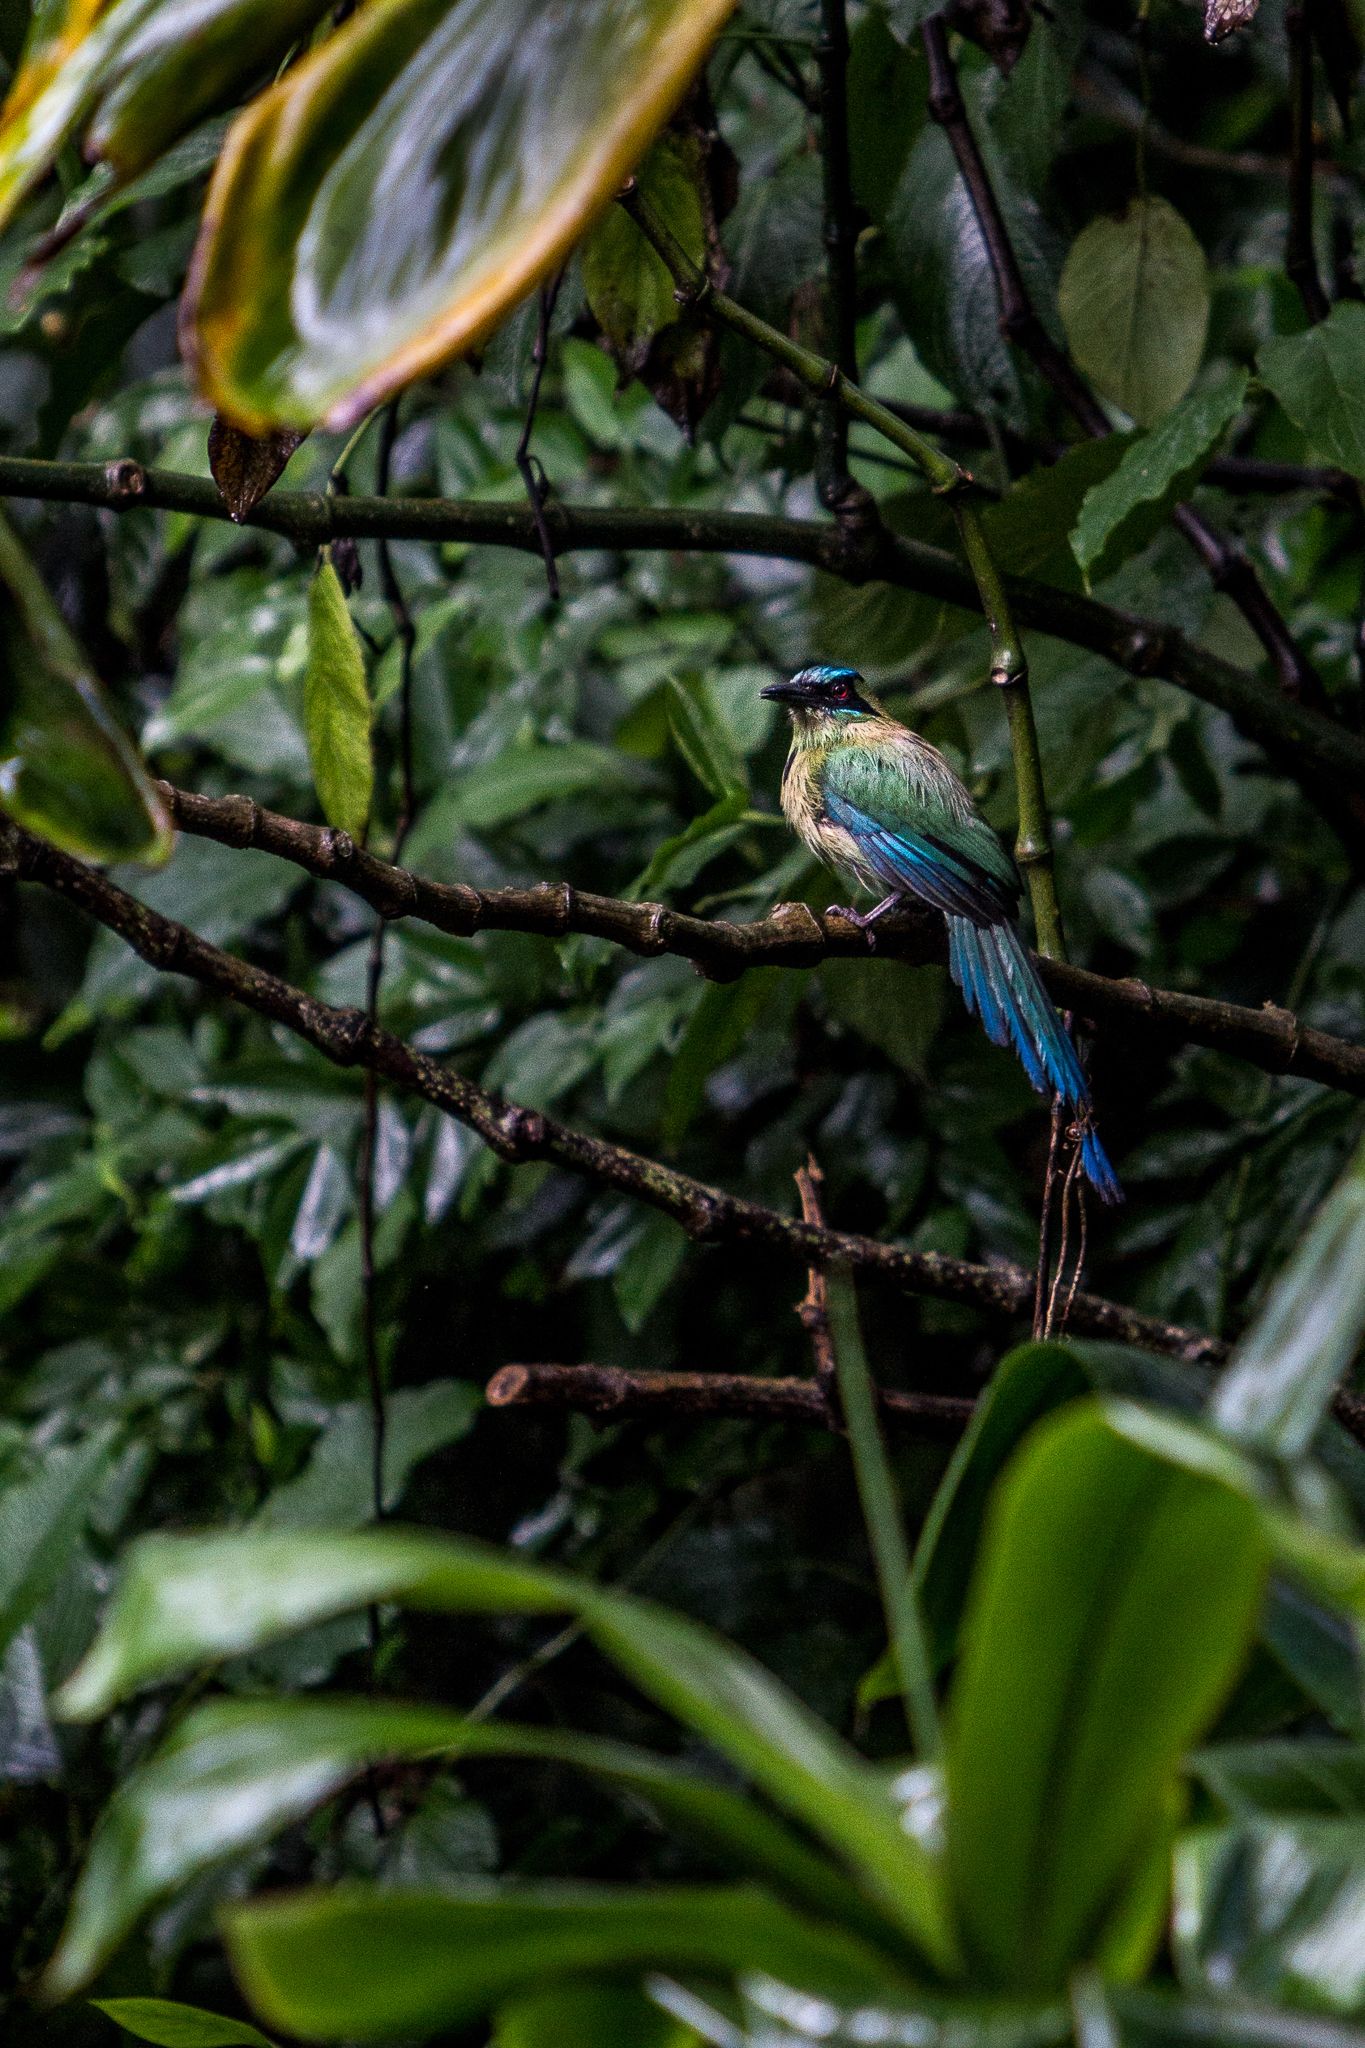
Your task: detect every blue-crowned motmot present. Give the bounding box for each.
[762,664,1121,1203]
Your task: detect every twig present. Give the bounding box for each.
[1287,3,1331,325]
[922,13,1329,716]
[1032,1101,1065,1341]
[617,173,1068,959]
[3,817,1226,1367]
[157,781,1365,1099]
[814,0,861,510]
[486,1362,973,1435]
[1,455,1362,827]
[514,274,563,600]
[794,1157,839,1420]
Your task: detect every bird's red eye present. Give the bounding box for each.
[834,679,850,700]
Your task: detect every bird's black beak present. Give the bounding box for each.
[760,680,807,704]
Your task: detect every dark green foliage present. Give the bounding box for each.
[2,0,1365,2042]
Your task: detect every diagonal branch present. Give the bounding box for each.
[159,781,1365,1100]
[3,817,1224,1368]
[921,13,1329,717]
[0,455,1363,827]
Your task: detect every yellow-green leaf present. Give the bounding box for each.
[186,0,736,431]
[0,510,171,864]
[303,555,372,841]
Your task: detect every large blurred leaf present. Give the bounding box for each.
[1259,306,1365,482]
[0,0,330,224]
[187,0,736,430]
[1174,1819,1365,2014]
[1071,369,1249,584]
[913,1341,1089,1675]
[1210,1138,1365,1459]
[50,1695,895,1995]
[227,1887,908,2043]
[946,1401,1268,1991]
[0,512,171,862]
[493,1984,697,2048]
[1058,198,1208,427]
[56,1526,956,1969]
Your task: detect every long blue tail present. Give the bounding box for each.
[946,917,1123,1204]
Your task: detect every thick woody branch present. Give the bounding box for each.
[485,1362,974,1436]
[158,782,1365,1100]
[4,819,1223,1367]
[921,14,1328,717]
[0,455,1363,819]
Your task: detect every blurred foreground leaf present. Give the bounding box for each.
[187,0,736,429]
[0,513,171,862]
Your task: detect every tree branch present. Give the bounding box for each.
[158,781,1365,1100]
[1,454,1362,822]
[922,13,1329,717]
[485,1362,975,1436]
[4,818,1225,1368]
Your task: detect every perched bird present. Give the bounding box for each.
[761,664,1121,1203]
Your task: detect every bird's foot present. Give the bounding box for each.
[828,894,904,951]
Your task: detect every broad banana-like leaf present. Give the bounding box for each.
[0,513,171,863]
[0,0,330,227]
[185,0,737,431]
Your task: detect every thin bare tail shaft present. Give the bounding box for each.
[947,917,1123,1204]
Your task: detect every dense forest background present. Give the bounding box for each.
[4,0,1365,2041]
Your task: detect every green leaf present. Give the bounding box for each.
[913,1341,1090,1676]
[493,1983,698,2048]
[946,1401,1269,1991]
[91,1998,275,2048]
[225,1884,908,2043]
[666,675,747,802]
[1211,1137,1365,1458]
[253,1382,480,1529]
[186,0,736,430]
[50,1694,897,1995]
[445,740,642,833]
[1071,369,1249,583]
[983,438,1133,587]
[0,1428,115,1659]
[846,9,925,225]
[0,512,171,863]
[1174,1818,1365,2014]
[1112,1985,1365,2047]
[1058,198,1209,426]
[1191,1740,1365,1817]
[662,976,769,1148]
[303,555,372,841]
[55,1525,956,1970]
[1259,304,1365,481]
[583,134,705,376]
